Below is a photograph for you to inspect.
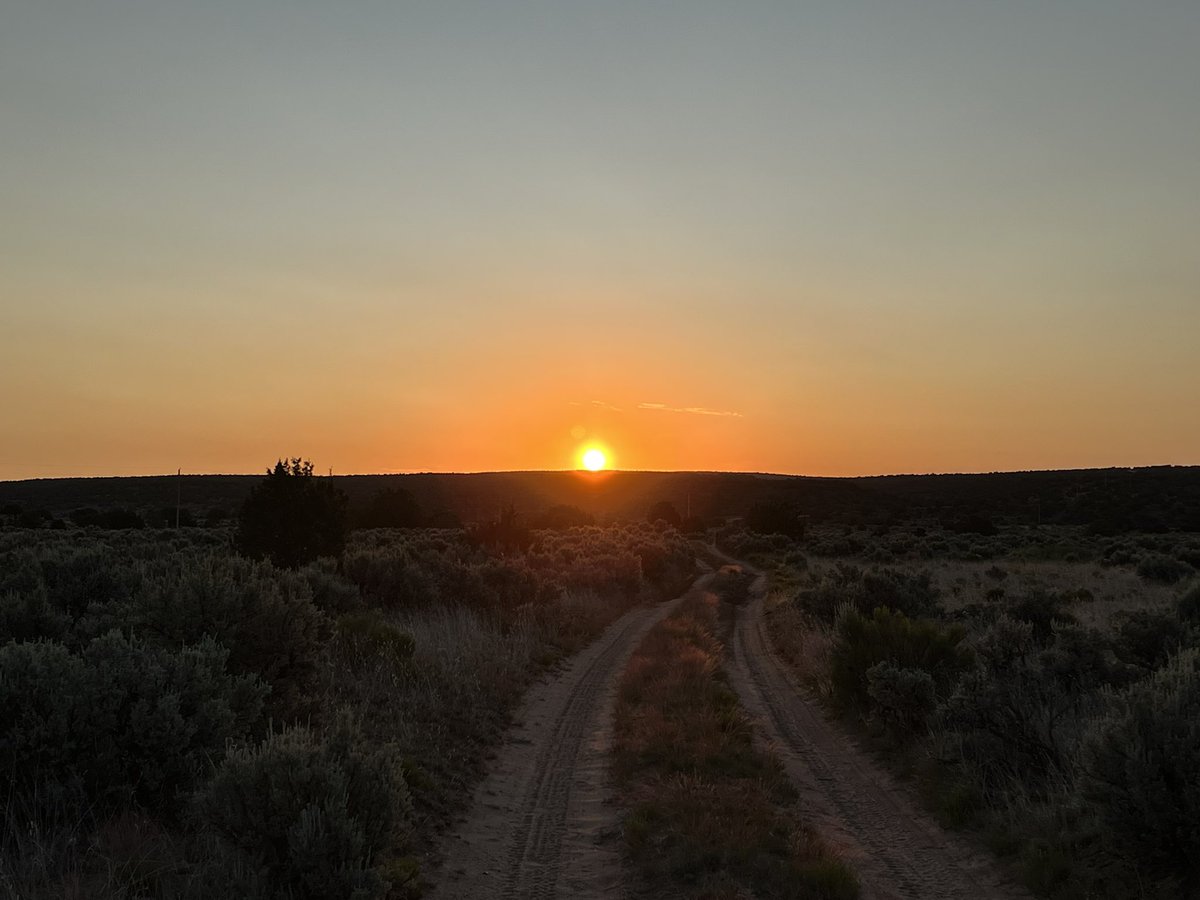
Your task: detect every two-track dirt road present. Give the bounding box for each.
[427,556,1030,900]
[725,566,1031,900]
[425,572,709,900]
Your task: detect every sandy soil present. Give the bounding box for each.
[725,567,1032,900]
[425,573,709,900]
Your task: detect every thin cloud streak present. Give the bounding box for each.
[568,400,624,412]
[638,402,742,418]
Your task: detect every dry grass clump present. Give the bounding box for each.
[764,587,833,696]
[613,589,858,899]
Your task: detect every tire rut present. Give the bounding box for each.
[427,574,708,900]
[725,569,1031,900]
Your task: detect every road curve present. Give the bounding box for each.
[425,573,709,900]
[725,567,1031,900]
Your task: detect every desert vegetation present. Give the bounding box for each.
[724,519,1200,899]
[0,463,695,899]
[3,465,1199,898]
[612,572,858,899]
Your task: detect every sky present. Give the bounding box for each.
[2,1,1198,479]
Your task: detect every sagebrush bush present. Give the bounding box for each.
[302,558,363,615]
[1113,609,1185,670]
[1083,649,1200,892]
[865,661,937,739]
[196,715,411,900]
[126,554,330,717]
[799,565,942,624]
[861,568,943,619]
[798,565,865,623]
[1136,553,1193,585]
[343,546,438,608]
[336,612,415,670]
[1177,581,1200,625]
[1006,589,1078,641]
[830,607,970,712]
[940,617,1119,793]
[0,584,70,643]
[0,632,265,816]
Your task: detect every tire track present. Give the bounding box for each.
[427,574,708,900]
[724,566,1030,900]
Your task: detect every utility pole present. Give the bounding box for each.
[175,468,181,529]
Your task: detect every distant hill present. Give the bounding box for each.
[2,466,1198,533]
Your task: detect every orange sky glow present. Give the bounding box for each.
[2,3,1198,480]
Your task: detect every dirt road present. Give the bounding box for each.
[726,569,1031,900]
[425,573,708,900]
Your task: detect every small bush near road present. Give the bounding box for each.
[1083,649,1200,894]
[830,606,971,713]
[196,715,411,900]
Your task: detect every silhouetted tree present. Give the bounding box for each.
[236,459,348,568]
[647,500,682,529]
[745,500,807,539]
[358,488,423,529]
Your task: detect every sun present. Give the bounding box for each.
[581,448,607,472]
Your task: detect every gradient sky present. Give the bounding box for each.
[2,1,1198,479]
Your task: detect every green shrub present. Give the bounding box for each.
[1007,589,1077,641]
[1136,553,1193,585]
[343,548,438,608]
[859,568,943,619]
[940,618,1117,792]
[798,565,864,623]
[866,661,937,739]
[1177,582,1200,625]
[127,554,330,717]
[336,613,415,669]
[302,559,364,615]
[0,585,70,643]
[1083,649,1200,892]
[1113,609,1185,670]
[0,633,265,816]
[196,715,411,900]
[830,607,971,712]
[799,566,941,624]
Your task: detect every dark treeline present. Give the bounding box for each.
[2,466,1199,534]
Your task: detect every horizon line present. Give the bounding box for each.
[2,461,1198,486]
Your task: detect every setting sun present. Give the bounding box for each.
[581,448,607,472]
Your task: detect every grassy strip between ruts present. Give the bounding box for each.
[612,582,859,900]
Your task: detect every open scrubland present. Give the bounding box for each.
[0,520,694,899]
[4,466,1199,899]
[720,522,1200,899]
